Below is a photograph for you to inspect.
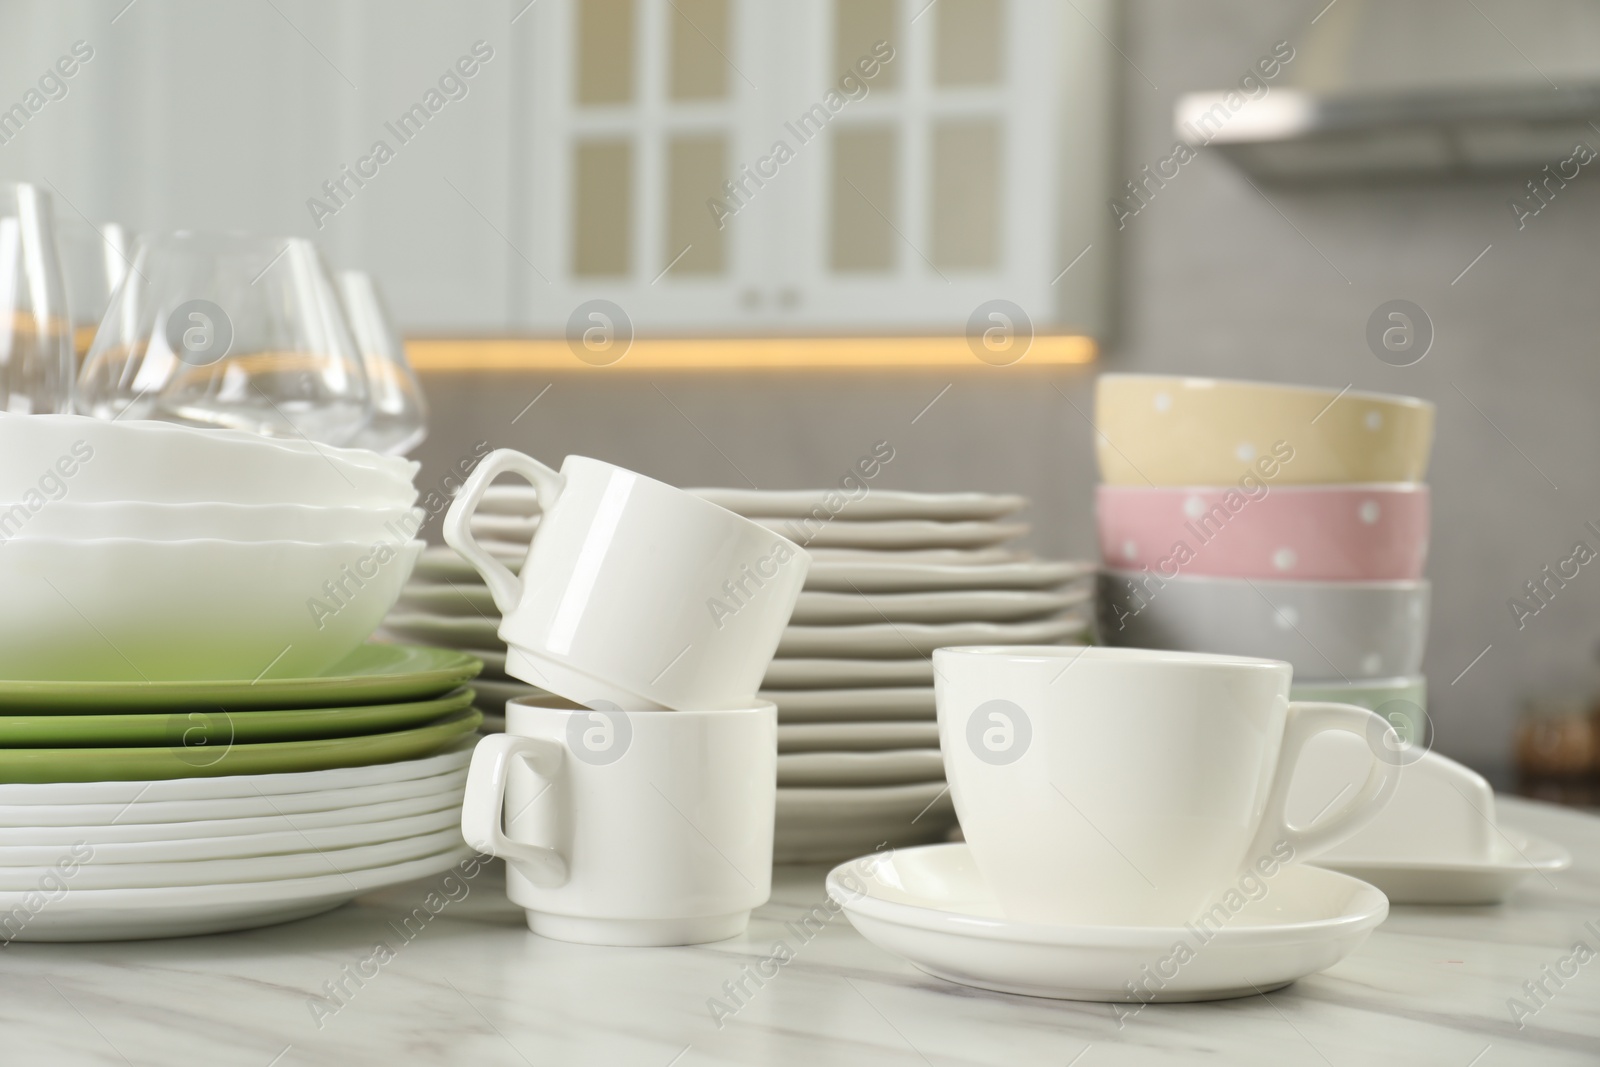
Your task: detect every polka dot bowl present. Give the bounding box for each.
[1094,375,1435,486]
[1096,484,1429,581]
[1096,570,1430,681]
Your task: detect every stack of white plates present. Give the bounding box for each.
[0,743,474,941]
[699,489,1094,863]
[396,486,1095,861]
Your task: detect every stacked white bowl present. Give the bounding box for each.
[0,415,424,681]
[392,484,1096,862]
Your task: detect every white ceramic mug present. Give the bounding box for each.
[934,646,1401,926]
[460,696,776,946]
[445,451,809,710]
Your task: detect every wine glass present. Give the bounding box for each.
[77,232,371,445]
[337,270,428,454]
[59,218,132,360]
[0,182,75,413]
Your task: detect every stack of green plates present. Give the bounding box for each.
[0,643,484,783]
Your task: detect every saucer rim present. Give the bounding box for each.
[1313,827,1570,876]
[826,843,1389,948]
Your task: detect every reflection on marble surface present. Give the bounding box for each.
[1,797,1596,1066]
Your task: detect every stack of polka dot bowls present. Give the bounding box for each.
[1092,374,1436,744]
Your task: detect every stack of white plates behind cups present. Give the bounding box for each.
[701,489,1094,863]
[0,415,425,682]
[0,743,474,941]
[392,485,1096,861]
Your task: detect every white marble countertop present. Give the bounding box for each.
[3,796,1597,1066]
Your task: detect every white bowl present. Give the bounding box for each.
[0,501,424,543]
[0,537,422,680]
[1098,570,1429,680]
[0,413,418,506]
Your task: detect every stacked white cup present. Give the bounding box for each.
[445,450,809,946]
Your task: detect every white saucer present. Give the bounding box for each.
[1314,829,1571,905]
[828,844,1388,1002]
[475,484,544,515]
[412,545,519,582]
[469,513,540,540]
[0,846,476,941]
[806,546,1028,565]
[0,805,461,866]
[687,488,1028,521]
[0,825,466,890]
[763,658,934,688]
[761,687,935,722]
[751,517,1028,550]
[778,721,940,752]
[775,616,1089,658]
[790,587,1088,625]
[385,612,500,647]
[0,743,473,807]
[805,559,1095,593]
[776,748,944,787]
[0,788,465,845]
[398,582,497,616]
[776,784,955,863]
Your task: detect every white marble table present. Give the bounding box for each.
[3,796,1597,1066]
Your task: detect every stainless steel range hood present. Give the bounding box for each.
[1176,83,1600,181]
[1174,0,1600,182]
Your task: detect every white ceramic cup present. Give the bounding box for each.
[445,451,809,710]
[460,696,776,946]
[934,646,1402,926]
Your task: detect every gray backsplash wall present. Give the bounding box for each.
[415,0,1600,773]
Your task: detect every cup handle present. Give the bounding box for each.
[1245,701,1403,867]
[460,733,569,887]
[443,449,567,615]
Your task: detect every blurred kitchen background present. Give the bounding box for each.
[4,0,1600,786]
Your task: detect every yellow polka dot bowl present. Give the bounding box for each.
[1094,374,1435,486]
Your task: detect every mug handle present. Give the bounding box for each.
[1244,701,1403,867]
[459,734,569,887]
[443,449,567,615]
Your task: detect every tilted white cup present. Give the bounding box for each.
[445,451,809,710]
[935,646,1402,926]
[460,696,776,946]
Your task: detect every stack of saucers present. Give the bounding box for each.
[1093,374,1435,742]
[688,488,1093,863]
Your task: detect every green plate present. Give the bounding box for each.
[0,645,483,714]
[0,708,483,783]
[0,687,477,747]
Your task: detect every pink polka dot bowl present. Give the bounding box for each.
[1096,483,1429,581]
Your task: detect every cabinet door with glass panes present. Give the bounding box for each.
[519,0,1111,338]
